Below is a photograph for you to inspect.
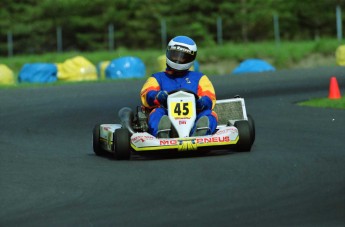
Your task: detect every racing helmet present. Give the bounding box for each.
[166,36,197,71]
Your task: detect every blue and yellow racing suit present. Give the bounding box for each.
[140,70,218,137]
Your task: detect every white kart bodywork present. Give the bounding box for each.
[129,127,238,152]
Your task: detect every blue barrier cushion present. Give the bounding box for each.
[18,63,57,83]
[105,57,146,79]
[232,59,275,74]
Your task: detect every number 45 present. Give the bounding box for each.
[174,103,189,116]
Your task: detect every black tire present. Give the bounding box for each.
[247,114,256,144]
[234,120,253,152]
[112,128,131,160]
[93,124,107,156]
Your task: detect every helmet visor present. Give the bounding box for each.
[167,46,196,64]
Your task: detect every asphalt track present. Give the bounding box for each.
[0,67,344,226]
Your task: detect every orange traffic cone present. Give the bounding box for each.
[328,76,341,99]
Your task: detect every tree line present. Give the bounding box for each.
[0,0,344,56]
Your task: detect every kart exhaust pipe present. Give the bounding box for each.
[118,107,136,134]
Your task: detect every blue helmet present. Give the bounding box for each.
[166,36,197,71]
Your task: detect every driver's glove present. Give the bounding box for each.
[155,90,168,107]
[196,96,211,111]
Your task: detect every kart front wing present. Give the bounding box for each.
[130,127,239,152]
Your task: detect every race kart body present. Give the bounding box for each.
[93,90,255,160]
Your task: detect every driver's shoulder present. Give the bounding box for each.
[186,71,205,83]
[151,71,167,80]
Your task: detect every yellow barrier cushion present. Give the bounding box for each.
[0,64,15,85]
[336,45,345,66]
[57,56,97,81]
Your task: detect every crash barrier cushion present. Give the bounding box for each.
[96,61,110,79]
[336,45,345,66]
[105,56,146,79]
[18,63,57,83]
[57,56,97,82]
[157,54,199,72]
[0,64,15,85]
[232,58,275,74]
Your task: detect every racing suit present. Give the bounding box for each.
[140,70,218,137]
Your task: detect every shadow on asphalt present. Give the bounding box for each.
[88,149,240,161]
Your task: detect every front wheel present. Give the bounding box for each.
[234,120,253,152]
[93,124,107,156]
[112,128,131,160]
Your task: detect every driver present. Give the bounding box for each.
[140,36,217,138]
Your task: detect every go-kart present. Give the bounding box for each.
[93,90,255,160]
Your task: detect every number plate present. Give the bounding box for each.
[169,101,193,119]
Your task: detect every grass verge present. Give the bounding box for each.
[298,97,345,109]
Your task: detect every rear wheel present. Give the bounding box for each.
[112,128,131,160]
[247,114,256,143]
[234,120,253,152]
[93,124,107,156]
